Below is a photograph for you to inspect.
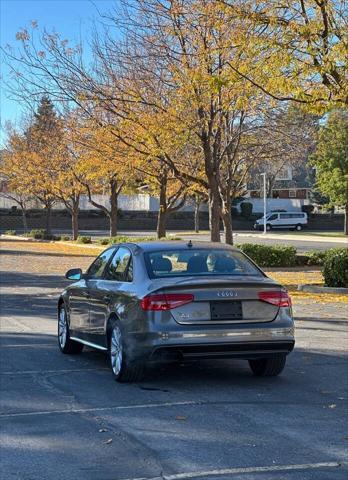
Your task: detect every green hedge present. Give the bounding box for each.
[306,251,327,266]
[237,243,297,267]
[322,248,348,288]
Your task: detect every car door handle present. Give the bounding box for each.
[103,295,111,304]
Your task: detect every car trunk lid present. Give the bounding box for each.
[145,276,283,324]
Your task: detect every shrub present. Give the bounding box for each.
[27,229,61,240]
[307,251,327,266]
[76,235,92,244]
[240,202,253,219]
[301,204,315,216]
[237,243,297,267]
[322,248,348,288]
[98,238,110,245]
[60,235,71,241]
[27,229,48,239]
[4,230,16,235]
[99,235,182,246]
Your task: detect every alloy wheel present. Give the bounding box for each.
[58,308,67,348]
[110,326,123,376]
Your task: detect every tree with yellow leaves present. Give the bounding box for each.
[1,98,63,233]
[1,127,33,232]
[221,0,348,111]
[69,115,132,237]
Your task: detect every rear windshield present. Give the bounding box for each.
[145,249,263,278]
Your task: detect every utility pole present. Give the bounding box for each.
[261,173,267,234]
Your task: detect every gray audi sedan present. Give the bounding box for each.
[58,241,294,382]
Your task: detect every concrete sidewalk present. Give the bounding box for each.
[236,232,347,244]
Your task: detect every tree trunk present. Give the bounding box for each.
[20,205,28,233]
[194,200,200,233]
[45,204,52,234]
[209,185,221,242]
[109,180,118,237]
[157,180,167,239]
[221,202,233,245]
[157,209,167,239]
[221,195,233,245]
[71,202,79,241]
[344,204,348,235]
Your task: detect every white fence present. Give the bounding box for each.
[0,193,206,212]
[0,193,309,213]
[237,198,309,214]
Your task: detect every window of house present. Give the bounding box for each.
[289,190,296,198]
[275,166,292,181]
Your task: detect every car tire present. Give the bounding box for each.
[108,320,144,383]
[295,224,302,231]
[266,224,271,231]
[58,305,84,354]
[249,355,286,377]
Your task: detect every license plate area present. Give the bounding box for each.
[210,301,243,321]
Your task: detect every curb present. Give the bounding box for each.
[298,284,348,295]
[0,234,32,241]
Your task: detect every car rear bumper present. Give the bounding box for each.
[130,311,295,361]
[149,340,295,361]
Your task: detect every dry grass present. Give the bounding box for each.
[265,270,323,289]
[0,238,103,257]
[266,270,348,304]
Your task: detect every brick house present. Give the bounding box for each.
[246,163,313,200]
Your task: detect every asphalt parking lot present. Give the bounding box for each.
[0,247,347,480]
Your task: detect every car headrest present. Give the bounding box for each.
[186,255,208,273]
[152,256,172,273]
[214,256,236,273]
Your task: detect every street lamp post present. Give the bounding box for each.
[261,173,267,234]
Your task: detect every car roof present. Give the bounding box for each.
[111,241,238,252]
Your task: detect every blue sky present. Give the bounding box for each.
[1,0,113,137]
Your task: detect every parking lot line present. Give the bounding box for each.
[0,400,200,418]
[0,343,56,348]
[120,462,342,480]
[0,367,109,376]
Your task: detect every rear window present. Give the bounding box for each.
[145,249,263,278]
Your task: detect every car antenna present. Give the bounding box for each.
[187,240,193,248]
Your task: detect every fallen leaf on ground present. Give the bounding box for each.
[175,415,187,421]
[328,404,336,409]
[104,438,113,444]
[99,428,107,433]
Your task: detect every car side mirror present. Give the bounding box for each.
[65,268,83,281]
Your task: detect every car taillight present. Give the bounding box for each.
[258,290,291,307]
[141,293,194,311]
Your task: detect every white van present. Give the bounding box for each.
[254,211,308,231]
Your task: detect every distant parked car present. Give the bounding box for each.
[254,211,308,231]
[58,242,294,382]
